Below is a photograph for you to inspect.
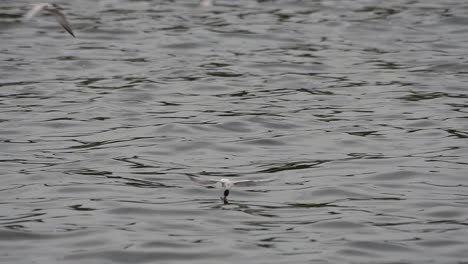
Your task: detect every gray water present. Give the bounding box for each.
[1,0,468,263]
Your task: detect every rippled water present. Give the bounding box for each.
[1,0,468,263]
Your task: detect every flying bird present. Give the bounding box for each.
[24,3,75,37]
[187,174,274,204]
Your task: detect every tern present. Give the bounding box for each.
[199,0,214,7]
[24,3,75,37]
[187,175,273,204]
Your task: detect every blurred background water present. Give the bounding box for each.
[1,0,467,263]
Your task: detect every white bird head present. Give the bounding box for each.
[215,178,234,189]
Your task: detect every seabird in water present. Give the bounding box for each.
[187,175,273,204]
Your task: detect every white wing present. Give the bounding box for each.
[232,178,274,187]
[188,175,274,188]
[187,175,219,186]
[24,4,47,21]
[24,3,75,37]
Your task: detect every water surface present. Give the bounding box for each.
[1,0,467,263]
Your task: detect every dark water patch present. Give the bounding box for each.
[259,160,327,173]
[214,121,252,132]
[337,248,380,258]
[239,138,285,146]
[398,91,468,102]
[369,171,424,181]
[65,250,231,263]
[207,71,244,77]
[246,116,302,129]
[425,207,465,218]
[141,240,193,249]
[306,188,372,201]
[347,240,415,252]
[416,239,464,247]
[311,219,365,229]
[445,129,468,139]
[107,207,163,216]
[160,42,207,50]
[67,203,96,211]
[347,130,381,137]
[53,186,105,194]
[0,228,49,240]
[1,212,45,226]
[0,228,92,240]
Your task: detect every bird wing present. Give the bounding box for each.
[24,4,47,21]
[49,8,75,37]
[187,175,219,186]
[232,178,274,187]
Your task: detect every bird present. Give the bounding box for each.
[187,175,273,204]
[199,0,214,7]
[24,3,75,37]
